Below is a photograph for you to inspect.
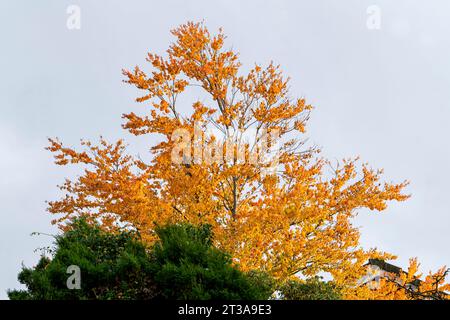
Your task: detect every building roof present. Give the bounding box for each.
[367,258,402,275]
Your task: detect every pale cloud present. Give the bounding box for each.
[0,124,59,299]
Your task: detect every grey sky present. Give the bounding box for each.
[1,0,449,299]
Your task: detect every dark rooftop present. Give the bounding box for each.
[367,258,402,275]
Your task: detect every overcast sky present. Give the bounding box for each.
[1,0,449,299]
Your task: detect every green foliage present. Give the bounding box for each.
[149,223,274,300]
[8,219,157,300]
[245,270,277,299]
[279,277,342,300]
[8,221,274,300]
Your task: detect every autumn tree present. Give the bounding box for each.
[46,22,446,297]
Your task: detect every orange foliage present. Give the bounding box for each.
[348,259,450,300]
[46,22,447,297]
